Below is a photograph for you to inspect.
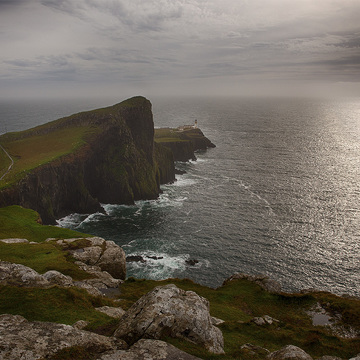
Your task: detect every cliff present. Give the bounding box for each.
[0,97,175,224]
[155,127,215,162]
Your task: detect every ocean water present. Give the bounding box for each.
[1,97,359,296]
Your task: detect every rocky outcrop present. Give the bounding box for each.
[55,236,126,280]
[98,339,202,360]
[0,97,175,224]
[114,284,224,354]
[0,314,126,360]
[224,273,282,293]
[0,258,122,297]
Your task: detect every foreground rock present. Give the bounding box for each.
[0,314,126,360]
[114,284,224,354]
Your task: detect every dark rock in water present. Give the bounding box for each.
[147,256,164,260]
[186,259,199,266]
[126,255,146,263]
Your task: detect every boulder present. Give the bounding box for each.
[0,261,50,287]
[224,273,282,293]
[0,314,126,360]
[114,284,224,354]
[95,306,126,319]
[0,238,29,243]
[98,339,201,360]
[97,240,126,280]
[349,355,360,360]
[43,270,73,287]
[267,345,313,360]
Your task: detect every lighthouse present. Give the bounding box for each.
[194,119,198,128]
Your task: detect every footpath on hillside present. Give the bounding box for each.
[0,144,14,181]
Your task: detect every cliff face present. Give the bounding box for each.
[0,97,175,224]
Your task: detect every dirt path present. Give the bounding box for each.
[0,144,14,181]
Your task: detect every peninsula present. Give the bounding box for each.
[0,96,214,224]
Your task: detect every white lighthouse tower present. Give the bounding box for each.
[194,119,198,128]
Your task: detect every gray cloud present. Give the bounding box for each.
[1,0,360,98]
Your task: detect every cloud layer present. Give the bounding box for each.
[1,0,360,98]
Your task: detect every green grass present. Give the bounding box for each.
[0,286,117,331]
[0,126,96,188]
[0,241,91,280]
[0,205,89,242]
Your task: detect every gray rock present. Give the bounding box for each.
[43,270,73,287]
[211,316,225,326]
[0,314,126,360]
[0,259,120,298]
[99,339,201,360]
[114,284,224,354]
[96,306,126,319]
[73,320,89,330]
[349,354,360,360]
[0,238,29,243]
[267,345,313,360]
[97,240,126,280]
[0,261,50,287]
[71,245,103,265]
[252,316,267,326]
[317,356,343,360]
[252,315,280,326]
[225,273,282,293]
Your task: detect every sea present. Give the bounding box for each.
[1,96,359,296]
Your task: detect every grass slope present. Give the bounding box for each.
[0,205,89,242]
[0,126,96,188]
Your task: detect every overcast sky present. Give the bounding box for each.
[1,0,360,99]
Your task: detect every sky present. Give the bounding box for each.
[1,0,360,99]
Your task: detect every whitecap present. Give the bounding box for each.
[56,213,85,228]
[79,212,106,226]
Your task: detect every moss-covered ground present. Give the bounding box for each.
[0,206,359,359]
[0,126,97,188]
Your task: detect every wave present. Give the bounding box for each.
[126,251,206,280]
